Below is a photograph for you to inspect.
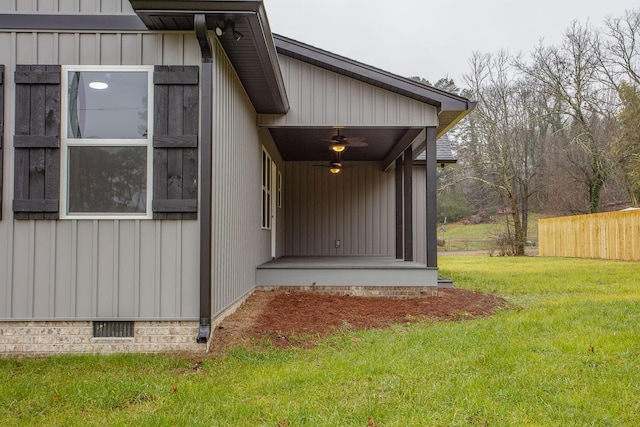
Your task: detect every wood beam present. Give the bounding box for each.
[403,146,413,261]
[383,128,424,172]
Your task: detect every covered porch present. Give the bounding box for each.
[255,36,474,289]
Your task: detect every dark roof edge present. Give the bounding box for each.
[437,102,476,138]
[248,4,289,113]
[130,0,265,13]
[128,0,289,114]
[273,33,474,112]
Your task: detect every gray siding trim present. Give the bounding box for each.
[0,14,146,31]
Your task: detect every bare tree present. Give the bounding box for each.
[599,10,640,88]
[599,10,640,207]
[463,51,549,255]
[613,83,640,206]
[518,21,617,213]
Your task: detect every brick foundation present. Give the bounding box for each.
[0,321,205,356]
[257,285,439,298]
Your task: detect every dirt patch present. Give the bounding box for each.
[210,288,508,354]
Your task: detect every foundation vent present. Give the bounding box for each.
[93,321,134,338]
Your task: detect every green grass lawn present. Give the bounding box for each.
[2,256,640,426]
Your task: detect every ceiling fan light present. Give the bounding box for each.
[329,167,342,174]
[330,144,347,153]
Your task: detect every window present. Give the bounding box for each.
[261,146,272,229]
[13,64,198,220]
[277,171,282,209]
[60,66,153,218]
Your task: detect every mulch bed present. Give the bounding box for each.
[209,288,508,352]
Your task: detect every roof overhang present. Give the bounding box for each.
[273,34,476,138]
[129,0,289,114]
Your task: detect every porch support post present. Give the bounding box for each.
[403,146,413,261]
[395,157,403,259]
[195,14,213,344]
[425,127,438,268]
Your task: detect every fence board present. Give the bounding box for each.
[539,210,640,261]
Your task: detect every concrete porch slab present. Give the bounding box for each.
[256,256,439,287]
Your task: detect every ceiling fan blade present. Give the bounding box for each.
[343,136,365,143]
[346,140,368,147]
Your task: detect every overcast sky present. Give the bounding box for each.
[263,0,638,85]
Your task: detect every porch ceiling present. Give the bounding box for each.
[269,127,421,162]
[269,127,457,165]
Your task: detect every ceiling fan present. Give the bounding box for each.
[322,128,368,151]
[315,152,346,174]
[316,128,367,174]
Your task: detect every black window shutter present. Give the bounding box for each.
[13,65,60,220]
[0,65,4,220]
[153,65,199,220]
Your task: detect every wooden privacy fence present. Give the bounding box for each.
[539,210,640,261]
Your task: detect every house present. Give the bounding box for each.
[0,0,475,355]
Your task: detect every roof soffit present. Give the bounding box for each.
[129,0,289,114]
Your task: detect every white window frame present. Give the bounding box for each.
[261,146,272,229]
[60,65,154,220]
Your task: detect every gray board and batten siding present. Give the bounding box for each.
[284,161,395,257]
[0,64,3,220]
[259,54,439,128]
[0,1,133,14]
[1,30,200,321]
[0,13,278,321]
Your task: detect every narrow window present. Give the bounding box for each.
[277,171,282,209]
[61,66,153,219]
[261,146,272,229]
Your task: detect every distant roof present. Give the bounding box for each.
[415,135,457,165]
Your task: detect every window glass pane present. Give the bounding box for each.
[67,71,148,139]
[68,146,147,213]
